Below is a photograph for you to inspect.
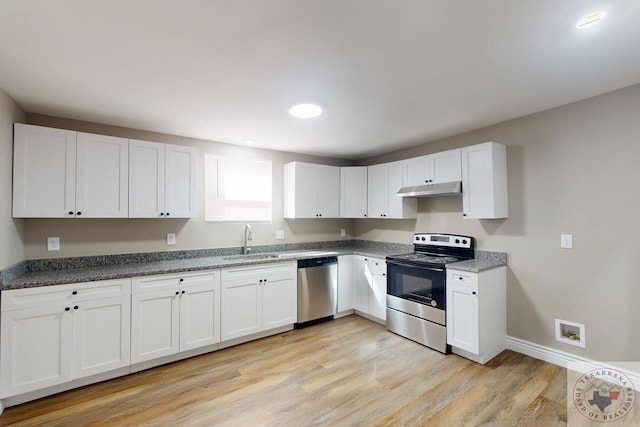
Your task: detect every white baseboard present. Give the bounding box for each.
[507,335,640,389]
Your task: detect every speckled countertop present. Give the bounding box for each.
[0,241,507,290]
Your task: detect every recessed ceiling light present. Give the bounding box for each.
[289,103,323,119]
[244,139,256,146]
[576,11,606,29]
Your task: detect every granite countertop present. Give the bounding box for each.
[0,241,507,290]
[0,243,411,290]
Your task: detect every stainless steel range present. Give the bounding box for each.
[386,233,474,353]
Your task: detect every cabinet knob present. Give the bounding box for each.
[74,305,79,310]
[160,212,164,216]
[175,291,179,295]
[65,307,70,311]
[382,273,386,276]
[68,211,74,215]
[76,212,82,216]
[181,290,186,294]
[364,214,367,217]
[179,278,184,282]
[472,291,476,295]
[259,279,263,283]
[463,213,467,217]
[264,279,268,283]
[72,290,78,295]
[458,277,463,280]
[166,213,170,216]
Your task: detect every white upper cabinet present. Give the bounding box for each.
[75,132,129,218]
[13,124,128,218]
[13,124,77,218]
[404,148,462,186]
[129,140,196,218]
[284,162,340,218]
[340,166,368,218]
[367,161,416,219]
[461,142,508,219]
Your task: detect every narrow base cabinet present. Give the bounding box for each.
[0,279,131,398]
[221,262,297,341]
[131,270,221,364]
[337,255,355,314]
[353,256,386,323]
[446,267,506,364]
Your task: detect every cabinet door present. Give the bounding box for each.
[340,167,368,218]
[0,305,73,397]
[367,164,386,218]
[354,257,370,313]
[131,288,180,363]
[129,139,165,218]
[447,284,479,354]
[337,255,354,312]
[386,161,407,219]
[221,278,261,341]
[262,273,297,330]
[12,123,77,218]
[461,142,508,219]
[315,164,340,218]
[165,144,197,218]
[180,282,221,351]
[368,258,387,321]
[430,149,461,183]
[404,156,431,186]
[72,295,131,378]
[76,132,129,218]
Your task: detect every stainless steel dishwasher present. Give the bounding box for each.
[296,256,338,327]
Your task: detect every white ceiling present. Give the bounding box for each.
[1,1,639,160]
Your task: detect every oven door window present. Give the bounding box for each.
[387,262,446,310]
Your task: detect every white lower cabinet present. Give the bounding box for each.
[353,256,386,323]
[337,255,355,313]
[131,270,221,364]
[0,279,131,398]
[221,262,297,341]
[446,267,506,364]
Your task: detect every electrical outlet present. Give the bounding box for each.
[167,233,176,245]
[47,237,60,251]
[276,230,285,240]
[560,234,573,249]
[340,228,346,237]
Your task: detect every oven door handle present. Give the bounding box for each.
[387,261,444,272]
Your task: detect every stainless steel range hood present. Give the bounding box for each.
[397,181,462,198]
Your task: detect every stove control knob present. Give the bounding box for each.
[415,236,420,241]
[455,239,460,244]
[462,239,467,244]
[421,237,426,241]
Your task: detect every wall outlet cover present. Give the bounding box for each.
[276,230,285,240]
[167,233,176,245]
[47,237,60,251]
[560,234,573,249]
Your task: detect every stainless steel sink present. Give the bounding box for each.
[221,253,281,261]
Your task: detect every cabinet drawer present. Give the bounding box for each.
[369,259,386,276]
[132,270,220,293]
[1,278,132,311]
[222,262,296,282]
[448,271,478,291]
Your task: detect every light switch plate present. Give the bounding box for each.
[340,228,346,237]
[47,237,60,251]
[167,233,176,245]
[276,230,285,240]
[560,234,573,249]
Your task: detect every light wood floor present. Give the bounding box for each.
[0,315,568,426]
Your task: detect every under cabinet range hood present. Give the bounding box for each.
[397,181,462,198]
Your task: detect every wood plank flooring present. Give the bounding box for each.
[0,315,570,426]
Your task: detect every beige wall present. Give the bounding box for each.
[0,89,25,269]
[355,83,640,362]
[23,114,354,259]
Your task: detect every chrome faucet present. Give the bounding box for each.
[243,224,253,255]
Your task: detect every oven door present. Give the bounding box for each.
[386,260,446,309]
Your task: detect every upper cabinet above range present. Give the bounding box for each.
[12,124,197,219]
[283,162,340,219]
[13,124,128,218]
[403,148,462,186]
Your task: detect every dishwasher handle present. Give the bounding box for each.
[297,256,338,268]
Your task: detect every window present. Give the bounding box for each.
[205,154,272,222]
